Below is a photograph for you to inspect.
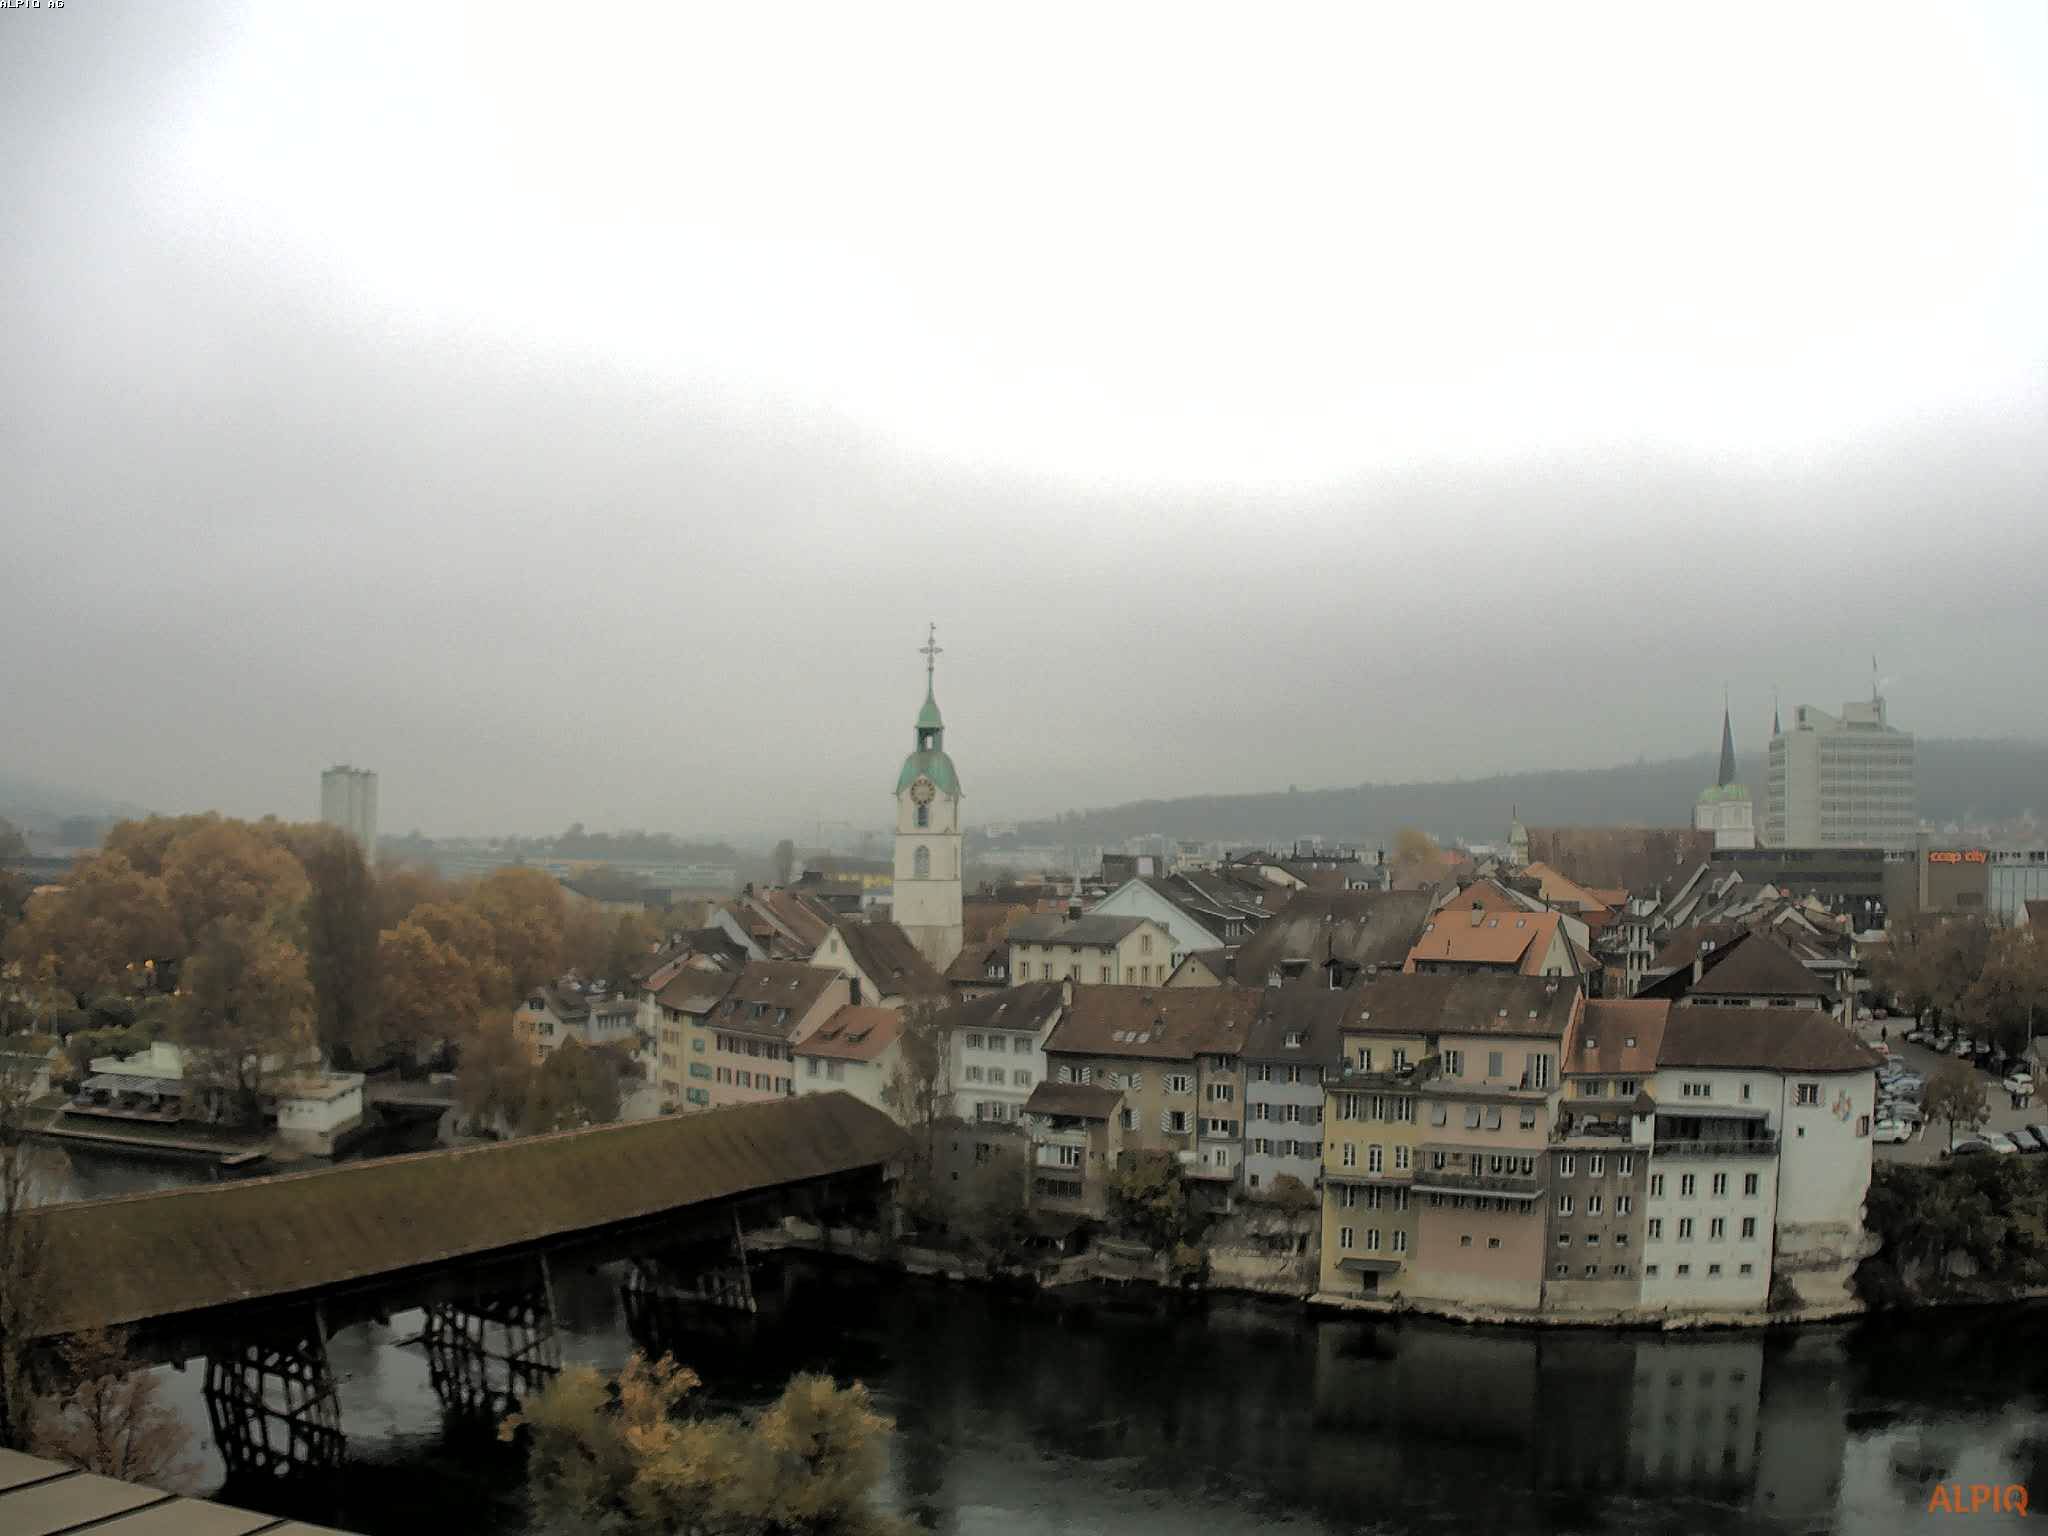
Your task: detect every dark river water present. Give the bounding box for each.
[35,1150,2048,1535]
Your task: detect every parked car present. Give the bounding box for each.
[2004,1072,2035,1096]
[1884,1103,1926,1126]
[1951,1138,1996,1157]
[2009,1126,2047,1153]
[1984,1132,2020,1155]
[1906,1028,1932,1046]
[1951,1038,1978,1058]
[1872,1119,1913,1144]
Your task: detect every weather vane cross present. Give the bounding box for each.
[920,622,942,684]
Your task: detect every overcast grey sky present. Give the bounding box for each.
[3,2,2045,841]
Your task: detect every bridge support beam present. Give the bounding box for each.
[204,1310,345,1480]
[620,1214,759,1359]
[422,1256,561,1420]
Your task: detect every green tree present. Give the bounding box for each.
[523,1039,632,1133]
[277,825,380,1064]
[173,917,316,1124]
[1925,1062,1991,1153]
[879,999,952,1215]
[1107,1149,1201,1251]
[454,1011,533,1138]
[504,1352,911,1536]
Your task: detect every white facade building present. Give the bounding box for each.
[1764,697,1915,849]
[945,982,1065,1126]
[320,764,379,854]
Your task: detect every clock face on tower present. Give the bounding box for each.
[910,776,936,806]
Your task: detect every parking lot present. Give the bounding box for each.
[1856,1018,2041,1166]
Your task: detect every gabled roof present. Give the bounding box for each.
[1567,999,1669,1076]
[1023,1081,1122,1120]
[1404,909,1570,975]
[707,961,843,1038]
[1243,987,1361,1063]
[1043,986,1261,1062]
[1172,948,1232,983]
[1347,971,1581,1040]
[945,981,1065,1037]
[1685,930,1830,998]
[728,888,836,956]
[1008,913,1152,948]
[795,1005,904,1062]
[532,985,591,1023]
[944,938,1008,984]
[823,919,946,997]
[1520,862,1617,914]
[1523,827,1717,897]
[655,966,739,1017]
[1659,1003,1880,1073]
[1233,890,1434,978]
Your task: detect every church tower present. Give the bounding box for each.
[893,625,965,971]
[1694,693,1756,850]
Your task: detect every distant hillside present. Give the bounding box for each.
[1007,739,2048,851]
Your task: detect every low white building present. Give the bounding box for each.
[944,982,1066,1126]
[270,1072,368,1156]
[78,1039,365,1155]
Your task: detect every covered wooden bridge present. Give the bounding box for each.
[25,1093,904,1477]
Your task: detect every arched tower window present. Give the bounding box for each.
[916,803,929,828]
[914,845,931,879]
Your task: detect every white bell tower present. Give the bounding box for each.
[893,624,965,971]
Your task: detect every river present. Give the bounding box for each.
[35,1151,2048,1534]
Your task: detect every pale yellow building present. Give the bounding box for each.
[1009,914,1175,987]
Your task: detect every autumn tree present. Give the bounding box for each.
[1871,917,1991,1027]
[276,824,380,1064]
[1926,1063,1991,1153]
[560,902,612,984]
[30,1330,197,1491]
[880,999,953,1214]
[373,863,453,931]
[2,855,181,1008]
[159,819,308,950]
[523,1039,635,1133]
[1960,928,2048,1056]
[504,1352,911,1536]
[410,900,514,1009]
[0,1053,50,1449]
[369,919,480,1069]
[454,1012,533,1138]
[601,913,663,992]
[471,868,568,999]
[98,815,221,879]
[173,917,316,1124]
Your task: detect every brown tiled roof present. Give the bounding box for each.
[1008,913,1152,948]
[1567,999,1669,1075]
[1659,1003,1881,1073]
[944,938,1006,983]
[1650,922,1744,971]
[1523,827,1717,897]
[795,1006,904,1061]
[1685,930,1829,998]
[1243,987,1360,1063]
[824,919,945,996]
[1404,909,1568,974]
[1023,1081,1123,1120]
[1233,890,1433,977]
[1043,985,1261,1062]
[25,1093,905,1338]
[1174,948,1232,982]
[709,960,843,1038]
[1351,971,1582,1040]
[654,964,738,1016]
[944,981,1065,1038]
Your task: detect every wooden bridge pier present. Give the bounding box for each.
[620,1213,760,1359]
[203,1308,346,1481]
[421,1256,562,1420]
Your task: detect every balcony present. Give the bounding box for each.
[1333,1055,1440,1091]
[1324,1166,1413,1188]
[1411,1166,1543,1199]
[1653,1136,1779,1159]
[1035,1146,1086,1170]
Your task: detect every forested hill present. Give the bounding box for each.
[1005,739,2048,849]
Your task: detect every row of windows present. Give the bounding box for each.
[1646,1216,1759,1241]
[1253,1102,1322,1123]
[1252,1063,1324,1084]
[1336,1185,1411,1211]
[1337,1227,1411,1253]
[713,1068,793,1092]
[1056,1065,1194,1093]
[1339,1142,1414,1173]
[1572,1078,1642,1099]
[802,1058,850,1083]
[1555,1194,1632,1216]
[714,1035,789,1061]
[1252,1138,1322,1159]
[1558,1230,1629,1248]
[1642,1261,1754,1280]
[1556,1154,1634,1177]
[1337,1093,1416,1122]
[961,1032,1034,1054]
[963,1065,1034,1086]
[1556,1263,1634,1279]
[1650,1171,1761,1198]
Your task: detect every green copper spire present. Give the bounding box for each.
[898,623,962,797]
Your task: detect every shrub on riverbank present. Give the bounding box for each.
[1857,1156,2048,1306]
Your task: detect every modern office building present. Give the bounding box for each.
[320,764,379,854]
[1763,696,1915,849]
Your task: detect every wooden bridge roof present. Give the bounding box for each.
[28,1092,903,1338]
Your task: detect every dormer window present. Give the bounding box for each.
[1285,1031,1305,1049]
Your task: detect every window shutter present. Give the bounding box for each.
[1160,1109,1172,1134]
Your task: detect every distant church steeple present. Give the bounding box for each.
[1717,689,1738,788]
